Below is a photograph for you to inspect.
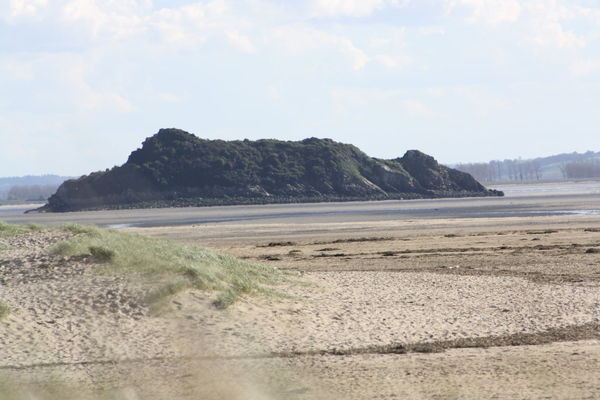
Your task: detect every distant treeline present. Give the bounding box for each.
[0,175,72,202]
[561,160,600,179]
[5,184,60,202]
[455,151,600,182]
[454,160,542,182]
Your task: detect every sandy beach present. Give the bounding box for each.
[1,189,600,399]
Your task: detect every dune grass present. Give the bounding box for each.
[0,221,44,238]
[0,301,9,320]
[52,225,286,309]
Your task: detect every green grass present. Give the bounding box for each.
[52,225,286,309]
[0,301,9,320]
[0,221,44,238]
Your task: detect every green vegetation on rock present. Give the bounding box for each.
[42,128,502,212]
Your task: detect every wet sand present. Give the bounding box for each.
[2,184,599,229]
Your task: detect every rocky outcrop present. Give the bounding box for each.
[41,129,502,212]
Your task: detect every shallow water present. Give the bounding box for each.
[2,180,600,229]
[0,204,42,217]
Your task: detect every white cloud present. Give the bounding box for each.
[0,58,35,80]
[203,0,229,16]
[6,0,48,19]
[4,0,600,178]
[0,116,36,161]
[375,54,398,68]
[569,58,600,77]
[1,53,134,113]
[446,0,587,49]
[158,92,181,103]
[329,88,438,120]
[523,1,586,49]
[402,99,436,117]
[92,92,134,112]
[37,0,249,52]
[374,54,410,69]
[226,30,255,53]
[309,0,385,17]
[424,87,445,97]
[59,61,134,112]
[146,1,255,50]
[330,87,399,116]
[344,40,370,70]
[417,26,446,36]
[575,4,600,23]
[454,87,510,117]
[150,8,193,44]
[527,19,585,48]
[61,0,147,40]
[266,85,281,100]
[308,0,411,17]
[369,37,391,47]
[447,0,521,26]
[272,26,370,70]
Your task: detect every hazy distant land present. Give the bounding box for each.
[455,150,600,182]
[0,175,72,204]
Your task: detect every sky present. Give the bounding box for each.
[1,0,600,177]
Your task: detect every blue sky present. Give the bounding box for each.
[1,0,600,176]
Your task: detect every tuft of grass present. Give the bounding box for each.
[0,301,9,320]
[0,221,45,238]
[60,223,100,235]
[214,288,239,309]
[51,226,286,309]
[26,223,44,232]
[88,246,116,263]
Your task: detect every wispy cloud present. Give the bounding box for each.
[447,0,521,26]
[271,25,370,70]
[569,58,600,77]
[2,0,49,20]
[309,0,386,17]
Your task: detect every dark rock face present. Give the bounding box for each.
[42,128,503,212]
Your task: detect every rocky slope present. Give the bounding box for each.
[41,128,502,212]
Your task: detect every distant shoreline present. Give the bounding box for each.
[485,177,600,186]
[0,203,44,217]
[0,201,45,207]
[34,191,502,213]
